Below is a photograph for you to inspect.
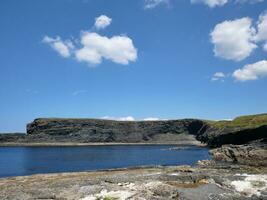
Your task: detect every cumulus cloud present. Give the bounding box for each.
[255,12,267,51]
[42,36,73,57]
[143,117,160,121]
[211,72,226,81]
[232,60,267,81]
[101,116,165,121]
[75,32,137,65]
[43,15,137,67]
[191,0,228,7]
[144,0,169,9]
[256,12,267,41]
[210,17,257,61]
[101,116,135,121]
[94,15,112,30]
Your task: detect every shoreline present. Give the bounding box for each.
[0,164,178,179]
[1,162,266,199]
[0,141,206,147]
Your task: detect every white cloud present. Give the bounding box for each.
[211,72,225,81]
[255,12,267,51]
[144,0,169,9]
[256,12,267,41]
[232,60,267,81]
[43,15,137,67]
[191,0,228,7]
[101,116,135,121]
[101,116,167,121]
[143,117,160,121]
[42,36,73,57]
[75,32,137,65]
[210,17,257,61]
[94,15,112,30]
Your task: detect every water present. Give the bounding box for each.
[0,145,210,178]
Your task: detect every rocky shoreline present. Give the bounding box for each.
[0,161,266,200]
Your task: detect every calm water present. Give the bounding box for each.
[0,145,210,178]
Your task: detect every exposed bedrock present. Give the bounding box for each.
[25,118,206,143]
[1,114,266,146]
[196,124,267,147]
[210,139,267,166]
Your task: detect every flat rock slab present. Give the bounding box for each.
[0,163,266,200]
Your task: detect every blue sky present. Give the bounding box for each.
[0,0,267,132]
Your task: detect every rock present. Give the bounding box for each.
[210,141,267,166]
[1,164,266,200]
[197,114,267,147]
[24,118,206,143]
[197,159,216,166]
[1,114,267,147]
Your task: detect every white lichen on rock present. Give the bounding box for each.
[80,189,135,200]
[231,174,267,197]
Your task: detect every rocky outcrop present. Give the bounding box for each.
[210,139,267,166]
[197,114,267,147]
[196,124,267,147]
[24,118,205,143]
[0,133,29,143]
[1,163,266,200]
[1,114,267,146]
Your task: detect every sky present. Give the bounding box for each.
[0,0,267,132]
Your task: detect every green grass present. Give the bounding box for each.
[208,113,267,129]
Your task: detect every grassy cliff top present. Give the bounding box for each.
[209,113,267,129]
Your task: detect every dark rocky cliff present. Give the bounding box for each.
[197,114,267,147]
[25,118,205,143]
[1,114,266,147]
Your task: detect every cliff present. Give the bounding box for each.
[1,114,266,147]
[25,118,205,143]
[197,114,267,147]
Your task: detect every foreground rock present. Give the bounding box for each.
[0,162,266,200]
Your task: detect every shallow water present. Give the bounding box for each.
[0,145,210,178]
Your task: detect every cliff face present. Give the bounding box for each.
[25,118,205,143]
[1,114,267,146]
[197,114,267,147]
[209,139,267,166]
